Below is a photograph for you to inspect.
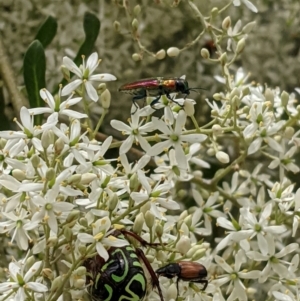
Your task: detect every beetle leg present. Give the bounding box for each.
[136,248,165,301]
[120,229,165,248]
[190,279,208,290]
[150,94,162,108]
[176,277,180,300]
[166,93,184,107]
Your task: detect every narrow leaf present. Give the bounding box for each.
[73,12,101,66]
[35,16,58,48]
[23,40,46,124]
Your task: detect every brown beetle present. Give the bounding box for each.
[156,261,208,295]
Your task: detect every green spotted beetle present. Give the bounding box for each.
[84,229,164,301]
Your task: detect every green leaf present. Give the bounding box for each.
[35,16,58,48]
[0,87,10,130]
[23,40,46,125]
[73,12,101,66]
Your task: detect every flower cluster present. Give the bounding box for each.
[1,8,300,300]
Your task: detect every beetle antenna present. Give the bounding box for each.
[188,87,206,92]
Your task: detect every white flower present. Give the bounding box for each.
[110,106,155,154]
[29,88,87,119]
[191,190,225,236]
[153,149,192,182]
[268,145,300,173]
[147,110,207,169]
[77,217,128,261]
[233,0,258,13]
[213,250,260,301]
[0,107,57,153]
[247,238,298,283]
[227,20,242,51]
[216,215,250,252]
[239,203,287,255]
[31,184,75,234]
[61,52,116,101]
[0,261,48,299]
[130,170,180,220]
[0,209,39,250]
[216,151,230,163]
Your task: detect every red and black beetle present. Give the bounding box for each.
[156,261,208,295]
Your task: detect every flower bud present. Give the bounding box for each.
[81,173,97,185]
[64,226,73,242]
[230,87,239,98]
[212,124,223,136]
[200,48,210,59]
[213,93,222,101]
[216,151,230,163]
[51,276,63,292]
[184,99,195,116]
[211,7,218,18]
[284,127,294,139]
[12,169,26,181]
[113,21,120,32]
[183,215,192,228]
[167,283,178,301]
[186,245,199,258]
[140,202,151,215]
[178,210,188,221]
[42,268,54,280]
[25,256,36,271]
[133,212,144,234]
[41,130,54,149]
[222,16,231,30]
[46,168,55,181]
[146,254,155,263]
[265,88,274,104]
[68,174,81,185]
[133,5,141,15]
[66,210,80,223]
[155,49,166,60]
[242,21,256,34]
[236,38,246,54]
[281,91,289,107]
[101,89,111,109]
[79,218,88,228]
[78,243,87,255]
[145,211,155,229]
[47,236,58,247]
[219,52,227,64]
[207,147,215,156]
[132,18,139,31]
[242,86,250,97]
[155,223,164,238]
[176,235,191,254]
[130,173,139,191]
[55,137,65,155]
[167,47,180,57]
[61,65,70,82]
[132,53,142,61]
[108,193,119,211]
[192,248,206,260]
[31,154,40,168]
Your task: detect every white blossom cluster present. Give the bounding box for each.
[0,46,300,301]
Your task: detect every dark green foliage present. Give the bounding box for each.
[23,40,46,125]
[73,12,101,66]
[34,16,58,49]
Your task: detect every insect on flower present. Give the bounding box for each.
[84,229,165,301]
[156,261,208,297]
[118,77,204,113]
